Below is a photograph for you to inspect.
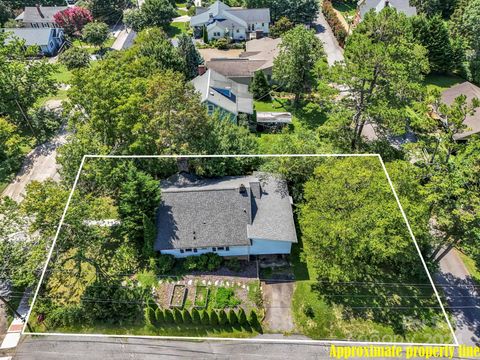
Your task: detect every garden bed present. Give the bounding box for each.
[169,284,187,308]
[194,285,209,308]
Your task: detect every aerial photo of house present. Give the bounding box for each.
[15,5,68,28]
[3,27,64,56]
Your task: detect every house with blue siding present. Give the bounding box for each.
[3,28,64,56]
[155,172,297,259]
[191,69,254,123]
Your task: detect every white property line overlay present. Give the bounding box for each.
[22,153,458,347]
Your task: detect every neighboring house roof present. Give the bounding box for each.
[191,69,254,115]
[190,0,269,29]
[3,28,60,46]
[16,6,68,23]
[206,58,267,77]
[244,37,281,70]
[155,172,297,251]
[441,81,480,140]
[357,0,416,19]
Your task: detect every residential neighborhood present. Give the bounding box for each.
[0,0,480,358]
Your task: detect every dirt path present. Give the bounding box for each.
[263,281,295,333]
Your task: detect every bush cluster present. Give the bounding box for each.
[183,253,223,272]
[144,303,261,331]
[322,1,347,47]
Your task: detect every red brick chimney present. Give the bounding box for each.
[198,65,207,76]
[36,4,45,18]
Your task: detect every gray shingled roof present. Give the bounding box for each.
[190,0,269,28]
[191,69,253,115]
[206,58,267,77]
[3,28,56,46]
[358,0,416,19]
[17,6,67,23]
[155,172,297,251]
[441,81,480,140]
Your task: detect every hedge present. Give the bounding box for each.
[322,1,347,47]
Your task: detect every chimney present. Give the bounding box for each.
[198,64,207,76]
[35,4,45,18]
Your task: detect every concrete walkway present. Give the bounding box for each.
[0,291,31,350]
[314,11,344,66]
[436,249,480,345]
[111,28,137,51]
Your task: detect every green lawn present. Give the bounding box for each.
[52,65,73,84]
[424,73,464,92]
[177,8,188,15]
[457,250,480,285]
[332,0,357,17]
[165,22,189,38]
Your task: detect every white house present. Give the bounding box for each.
[356,0,417,23]
[155,172,297,258]
[190,0,270,41]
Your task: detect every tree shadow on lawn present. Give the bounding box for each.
[311,271,446,337]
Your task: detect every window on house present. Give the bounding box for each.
[225,247,230,251]
[217,247,225,251]
[236,29,239,33]
[185,248,192,252]
[212,247,217,252]
[207,104,214,113]
[180,249,185,253]
[262,23,265,27]
[193,248,198,253]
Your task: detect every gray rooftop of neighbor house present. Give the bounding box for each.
[16,6,68,23]
[244,37,281,70]
[155,172,297,251]
[3,28,60,46]
[441,81,480,140]
[206,58,267,78]
[191,69,254,115]
[190,0,270,28]
[357,0,416,19]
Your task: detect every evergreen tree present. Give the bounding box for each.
[200,310,210,325]
[218,310,228,326]
[237,308,248,326]
[248,309,260,329]
[425,15,454,73]
[249,71,271,100]
[228,309,238,325]
[202,25,209,44]
[155,307,165,324]
[144,306,154,326]
[142,214,156,259]
[191,308,201,324]
[182,309,192,324]
[164,309,174,323]
[209,310,219,326]
[177,34,204,80]
[173,308,183,324]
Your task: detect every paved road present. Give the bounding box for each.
[13,336,334,360]
[436,250,480,345]
[314,11,344,66]
[1,127,67,202]
[263,281,295,333]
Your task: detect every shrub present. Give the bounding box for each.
[53,6,92,36]
[28,107,64,144]
[248,309,261,332]
[228,309,238,325]
[214,287,240,309]
[200,310,210,325]
[249,71,271,101]
[59,46,90,70]
[237,308,247,326]
[191,308,201,324]
[144,306,154,326]
[218,309,228,325]
[215,38,229,50]
[173,308,183,324]
[247,282,263,308]
[164,309,174,323]
[225,258,242,272]
[182,309,192,323]
[137,270,157,288]
[82,21,110,48]
[209,310,219,326]
[155,307,165,324]
[322,1,347,47]
[157,254,175,274]
[182,253,223,272]
[204,253,222,271]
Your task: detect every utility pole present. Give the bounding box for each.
[0,295,34,332]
